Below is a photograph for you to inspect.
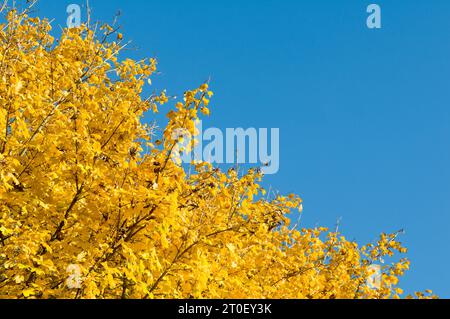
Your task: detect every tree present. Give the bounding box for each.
[0,3,433,299]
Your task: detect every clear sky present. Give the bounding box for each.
[34,0,450,297]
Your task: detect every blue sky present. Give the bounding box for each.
[34,0,450,297]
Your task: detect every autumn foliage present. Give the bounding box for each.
[0,4,433,299]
